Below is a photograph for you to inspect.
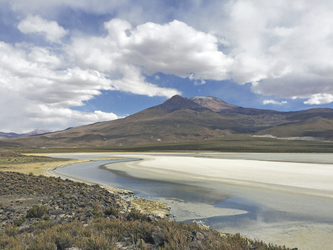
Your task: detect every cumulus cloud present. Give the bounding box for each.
[2,0,333,132]
[17,15,68,43]
[29,105,119,129]
[118,19,234,80]
[0,41,119,132]
[223,0,333,104]
[6,0,333,107]
[304,93,333,105]
[111,65,180,97]
[70,18,233,81]
[263,99,287,105]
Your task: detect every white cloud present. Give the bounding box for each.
[263,99,287,105]
[121,19,234,80]
[17,15,68,43]
[29,105,119,130]
[111,65,180,98]
[194,79,206,86]
[70,18,234,81]
[0,42,119,132]
[304,93,333,105]
[8,0,333,106]
[223,0,333,103]
[3,0,333,133]
[67,18,233,98]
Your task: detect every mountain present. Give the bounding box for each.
[0,129,50,139]
[6,96,333,147]
[23,129,50,136]
[0,132,21,139]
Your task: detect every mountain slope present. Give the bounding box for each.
[7,95,333,147]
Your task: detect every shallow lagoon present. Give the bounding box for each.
[53,153,333,249]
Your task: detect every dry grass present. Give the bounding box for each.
[130,197,170,218]
[0,149,95,175]
[0,160,75,175]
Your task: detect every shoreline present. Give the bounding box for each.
[47,157,171,218]
[104,154,333,199]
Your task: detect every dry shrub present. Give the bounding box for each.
[26,205,47,218]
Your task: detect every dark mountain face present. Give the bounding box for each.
[7,95,333,147]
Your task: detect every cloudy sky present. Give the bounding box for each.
[1,0,333,133]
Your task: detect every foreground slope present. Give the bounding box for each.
[0,171,292,249]
[6,95,333,148]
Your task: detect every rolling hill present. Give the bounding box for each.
[4,95,333,148]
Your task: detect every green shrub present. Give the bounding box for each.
[14,216,26,227]
[127,208,148,221]
[33,221,55,231]
[26,205,47,218]
[104,206,119,216]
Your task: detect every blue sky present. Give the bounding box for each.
[1,0,333,133]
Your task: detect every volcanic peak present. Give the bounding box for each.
[157,95,206,112]
[190,96,238,112]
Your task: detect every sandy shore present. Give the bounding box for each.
[107,154,333,197]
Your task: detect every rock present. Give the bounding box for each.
[151,231,164,246]
[192,230,205,241]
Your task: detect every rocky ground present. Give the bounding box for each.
[0,172,127,227]
[0,171,293,249]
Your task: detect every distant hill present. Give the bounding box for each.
[0,129,50,139]
[0,132,21,139]
[5,95,333,148]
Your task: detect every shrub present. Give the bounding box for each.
[104,206,119,216]
[127,208,148,221]
[5,225,17,237]
[26,205,47,218]
[0,234,21,249]
[14,216,26,227]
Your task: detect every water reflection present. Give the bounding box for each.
[103,167,230,204]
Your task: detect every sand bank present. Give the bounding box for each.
[107,154,333,197]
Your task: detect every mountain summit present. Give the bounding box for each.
[190,96,238,112]
[157,95,206,112]
[6,95,333,147]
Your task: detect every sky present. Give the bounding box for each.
[1,0,333,133]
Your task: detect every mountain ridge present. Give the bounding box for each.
[0,129,50,139]
[4,95,333,147]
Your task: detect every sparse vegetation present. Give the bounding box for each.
[0,149,83,175]
[4,134,333,154]
[0,171,295,249]
[0,149,69,165]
